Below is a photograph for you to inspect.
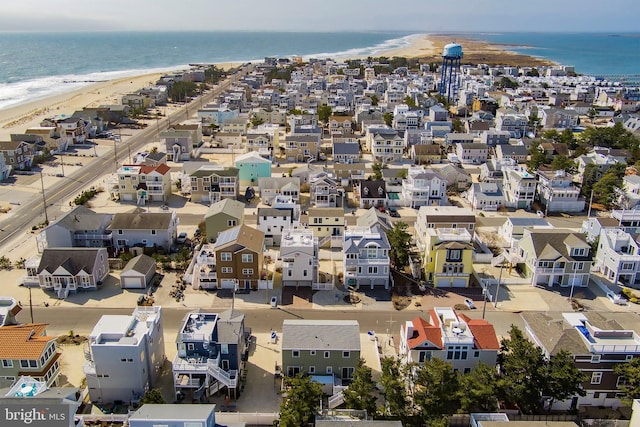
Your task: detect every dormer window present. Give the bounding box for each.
[573,248,586,257]
[378,187,384,195]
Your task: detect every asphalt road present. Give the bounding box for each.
[0,66,250,248]
[23,305,527,339]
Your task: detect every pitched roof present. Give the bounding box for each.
[122,254,156,274]
[109,212,174,230]
[458,314,500,350]
[282,320,360,351]
[520,312,589,355]
[205,198,245,220]
[359,180,386,199]
[37,248,103,275]
[214,224,264,253]
[524,230,592,261]
[407,316,442,350]
[0,324,55,359]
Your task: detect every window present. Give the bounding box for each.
[446,346,468,360]
[228,220,237,227]
[151,230,156,235]
[221,267,232,273]
[591,372,602,384]
[2,360,12,368]
[342,351,350,358]
[474,351,480,358]
[242,254,253,263]
[292,350,300,358]
[573,248,586,257]
[309,366,315,374]
[221,344,229,355]
[324,351,330,359]
[591,355,601,363]
[464,368,471,374]
[326,366,333,374]
[309,350,316,356]
[242,268,253,275]
[187,343,195,351]
[418,351,431,363]
[20,360,29,368]
[221,252,232,262]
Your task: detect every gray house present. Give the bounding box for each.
[35,205,113,252]
[281,320,360,384]
[108,211,178,251]
[128,404,216,427]
[120,254,156,289]
[84,306,165,404]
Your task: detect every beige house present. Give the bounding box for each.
[110,163,172,204]
[308,207,345,248]
[188,165,239,204]
[285,135,319,162]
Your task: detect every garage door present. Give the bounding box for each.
[452,278,466,287]
[121,276,144,289]
[220,279,236,289]
[568,275,584,287]
[436,278,449,287]
[122,194,133,201]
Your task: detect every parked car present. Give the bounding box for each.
[607,292,626,305]
[176,232,188,244]
[388,208,400,218]
[464,298,476,309]
[536,210,545,218]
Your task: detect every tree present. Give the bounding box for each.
[318,105,332,123]
[550,155,576,174]
[396,168,408,179]
[497,77,519,89]
[250,115,265,128]
[526,142,549,173]
[592,163,625,207]
[140,389,165,404]
[559,128,577,149]
[414,358,460,418]
[404,95,417,108]
[169,81,197,102]
[371,94,379,106]
[452,118,464,133]
[383,112,394,127]
[279,374,323,427]
[543,350,587,412]
[386,222,412,270]
[343,358,378,416]
[614,357,640,404]
[498,326,547,414]
[459,362,499,413]
[581,163,600,197]
[380,357,409,418]
[372,161,386,180]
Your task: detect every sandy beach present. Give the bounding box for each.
[0,62,243,141]
[0,36,551,141]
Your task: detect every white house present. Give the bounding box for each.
[594,228,640,288]
[455,143,489,165]
[281,229,319,288]
[400,166,447,208]
[536,169,585,213]
[467,182,506,211]
[256,207,298,247]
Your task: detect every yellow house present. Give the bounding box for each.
[424,228,474,288]
[307,207,344,248]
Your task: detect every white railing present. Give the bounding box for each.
[173,354,208,372]
[174,375,201,388]
[22,276,39,286]
[328,391,345,409]
[206,355,238,388]
[312,282,333,290]
[178,332,208,342]
[536,267,565,274]
[590,344,640,354]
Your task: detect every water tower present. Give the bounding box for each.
[439,43,463,103]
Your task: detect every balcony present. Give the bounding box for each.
[536,267,565,274]
[74,232,112,241]
[173,354,208,374]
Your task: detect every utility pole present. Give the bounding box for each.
[113,138,118,173]
[587,189,594,218]
[39,171,48,224]
[29,287,34,323]
[494,258,505,308]
[59,151,65,177]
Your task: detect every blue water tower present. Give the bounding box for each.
[439,43,464,103]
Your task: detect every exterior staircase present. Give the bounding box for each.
[206,354,238,389]
[328,390,344,408]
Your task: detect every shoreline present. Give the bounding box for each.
[0,35,556,139]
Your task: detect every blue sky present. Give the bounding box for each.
[2,0,639,32]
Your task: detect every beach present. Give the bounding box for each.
[0,35,549,140]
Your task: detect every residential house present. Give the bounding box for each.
[51,116,88,145]
[415,206,476,238]
[401,166,448,208]
[188,165,239,204]
[110,163,172,204]
[281,229,319,287]
[257,207,297,247]
[328,116,354,136]
[246,129,278,159]
[333,142,360,163]
[161,124,202,161]
[23,248,109,298]
[516,229,592,287]
[128,404,217,427]
[536,169,585,213]
[438,164,472,190]
[0,324,61,386]
[620,174,640,209]
[308,208,345,248]
[575,151,620,185]
[368,129,405,163]
[258,177,300,205]
[611,209,640,235]
[204,199,245,243]
[410,144,442,165]
[219,117,248,135]
[0,146,11,180]
[343,226,391,289]
[214,225,265,290]
[310,171,340,208]
[429,105,449,122]
[34,205,113,252]
[540,108,580,129]
[0,140,33,170]
[120,254,156,289]
[173,311,248,401]
[420,228,474,287]
[84,306,165,404]
[234,150,272,187]
[522,311,640,409]
[455,142,489,165]
[108,211,178,251]
[495,144,528,164]
[480,130,511,146]
[281,319,360,383]
[143,151,168,167]
[356,207,394,233]
[0,297,21,327]
[497,217,553,249]
[445,133,475,147]
[581,216,622,243]
[354,180,386,209]
[467,182,506,211]
[285,134,320,162]
[21,127,66,153]
[594,228,640,288]
[495,109,528,138]
[399,308,499,373]
[333,162,366,185]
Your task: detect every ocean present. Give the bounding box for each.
[0,31,638,111]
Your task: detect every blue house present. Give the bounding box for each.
[234,151,272,187]
[172,310,249,401]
